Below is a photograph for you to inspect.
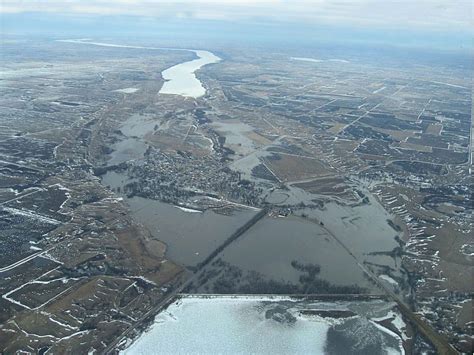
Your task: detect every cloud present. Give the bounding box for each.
[1,0,472,31]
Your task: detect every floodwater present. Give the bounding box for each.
[101,111,262,268]
[212,121,256,156]
[299,199,404,279]
[230,151,266,180]
[219,216,377,290]
[123,296,406,355]
[104,113,157,166]
[126,197,257,266]
[101,170,136,191]
[106,138,148,166]
[265,184,406,288]
[160,50,221,98]
[311,201,399,258]
[120,113,157,137]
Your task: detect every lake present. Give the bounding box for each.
[123,295,406,355]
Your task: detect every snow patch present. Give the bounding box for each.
[175,206,202,213]
[379,274,399,286]
[114,88,139,94]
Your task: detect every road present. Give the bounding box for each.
[104,208,268,354]
[310,215,458,355]
[103,272,194,354]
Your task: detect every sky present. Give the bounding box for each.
[1,1,472,51]
[2,0,472,31]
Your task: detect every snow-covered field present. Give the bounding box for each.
[291,57,350,64]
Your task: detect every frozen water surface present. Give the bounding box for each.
[124,296,329,355]
[123,296,405,355]
[160,50,221,98]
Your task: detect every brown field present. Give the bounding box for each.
[330,139,360,154]
[397,141,433,153]
[429,223,473,267]
[115,225,182,284]
[45,277,131,315]
[145,131,210,156]
[0,203,185,352]
[358,153,391,161]
[0,311,73,352]
[293,176,358,202]
[9,280,77,310]
[245,131,273,146]
[425,123,443,135]
[372,127,417,141]
[439,260,474,293]
[328,122,346,134]
[377,184,473,295]
[263,153,334,181]
[456,300,473,327]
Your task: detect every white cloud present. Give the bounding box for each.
[1,0,472,31]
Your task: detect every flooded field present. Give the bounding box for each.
[198,216,378,293]
[298,198,407,289]
[103,113,157,167]
[107,138,148,166]
[212,120,257,156]
[120,113,158,137]
[311,201,400,258]
[261,184,408,293]
[126,197,257,267]
[123,295,408,355]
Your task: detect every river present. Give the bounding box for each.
[160,49,221,98]
[58,39,221,99]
